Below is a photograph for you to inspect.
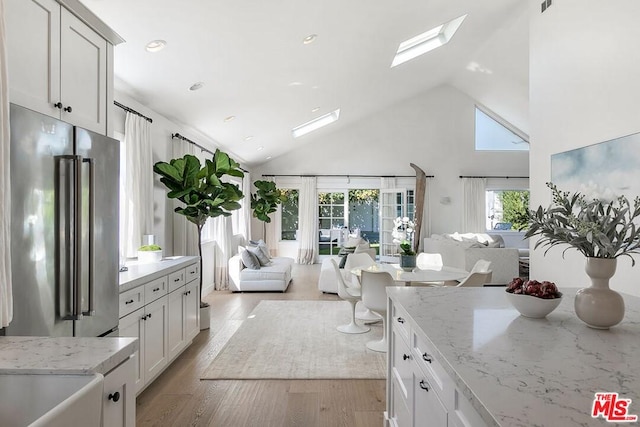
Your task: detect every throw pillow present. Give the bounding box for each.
[240,249,261,269]
[257,241,271,259]
[249,245,271,266]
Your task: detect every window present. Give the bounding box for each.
[475,106,529,151]
[486,190,530,231]
[280,189,299,240]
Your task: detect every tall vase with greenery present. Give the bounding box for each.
[525,182,640,328]
[250,180,285,238]
[154,149,244,308]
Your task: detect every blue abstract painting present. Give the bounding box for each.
[551,132,640,201]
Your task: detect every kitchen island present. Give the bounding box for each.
[386,286,640,427]
[0,336,138,426]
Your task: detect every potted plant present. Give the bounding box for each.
[250,180,286,237]
[153,149,244,310]
[525,182,640,328]
[137,244,163,264]
[392,216,416,270]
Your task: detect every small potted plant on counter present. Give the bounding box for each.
[137,244,163,263]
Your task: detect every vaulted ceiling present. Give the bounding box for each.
[82,0,528,166]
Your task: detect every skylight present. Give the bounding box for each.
[475,106,529,151]
[292,109,340,138]
[391,14,467,68]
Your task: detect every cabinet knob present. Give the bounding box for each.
[403,354,410,361]
[53,102,63,109]
[422,353,432,363]
[148,313,152,319]
[63,105,72,113]
[141,314,147,321]
[419,380,430,392]
[397,317,405,324]
[108,391,121,402]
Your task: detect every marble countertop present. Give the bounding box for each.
[0,336,138,375]
[119,255,199,292]
[387,286,640,427]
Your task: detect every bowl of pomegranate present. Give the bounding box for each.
[505,278,563,318]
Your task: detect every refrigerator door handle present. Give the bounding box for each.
[55,154,83,320]
[82,157,95,316]
[73,155,84,320]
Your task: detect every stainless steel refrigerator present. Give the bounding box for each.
[6,103,120,337]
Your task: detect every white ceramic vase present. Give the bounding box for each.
[574,257,625,329]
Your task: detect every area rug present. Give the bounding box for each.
[201,300,386,380]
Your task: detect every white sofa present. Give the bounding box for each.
[228,254,294,292]
[423,233,520,285]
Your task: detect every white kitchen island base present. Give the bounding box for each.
[385,287,640,427]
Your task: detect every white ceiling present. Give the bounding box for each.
[81,0,528,167]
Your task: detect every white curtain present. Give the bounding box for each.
[462,178,487,232]
[120,112,153,258]
[171,140,199,256]
[238,172,252,242]
[417,179,431,252]
[297,177,318,264]
[213,216,233,290]
[0,2,13,328]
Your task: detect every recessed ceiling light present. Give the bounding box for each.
[288,81,303,87]
[311,107,320,113]
[266,156,272,160]
[189,82,205,91]
[391,14,467,68]
[257,146,264,151]
[244,136,254,141]
[303,34,317,44]
[224,115,236,122]
[145,40,167,52]
[292,109,340,138]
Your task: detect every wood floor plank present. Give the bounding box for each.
[135,264,386,426]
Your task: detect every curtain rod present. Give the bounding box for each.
[262,174,435,178]
[171,133,248,173]
[459,175,529,179]
[114,100,153,123]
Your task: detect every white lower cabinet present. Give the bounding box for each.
[102,356,136,427]
[387,298,487,427]
[118,261,200,396]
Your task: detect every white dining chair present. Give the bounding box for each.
[361,269,396,352]
[330,259,370,334]
[456,270,493,287]
[343,253,382,323]
[416,252,443,270]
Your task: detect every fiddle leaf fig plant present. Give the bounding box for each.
[250,180,286,237]
[154,149,244,307]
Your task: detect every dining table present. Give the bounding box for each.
[351,263,469,286]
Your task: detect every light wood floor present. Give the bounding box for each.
[135,264,386,426]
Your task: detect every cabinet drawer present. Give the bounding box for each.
[412,330,451,405]
[168,269,186,293]
[119,287,144,318]
[391,302,410,343]
[451,388,489,427]
[390,375,412,427]
[185,263,200,283]
[145,276,168,303]
[414,370,448,427]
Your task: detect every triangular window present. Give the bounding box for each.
[475,106,529,151]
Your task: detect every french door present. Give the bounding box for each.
[379,188,415,263]
[318,191,348,256]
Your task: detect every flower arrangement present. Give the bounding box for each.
[525,182,640,265]
[392,216,416,255]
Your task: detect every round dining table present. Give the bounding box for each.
[351,263,469,286]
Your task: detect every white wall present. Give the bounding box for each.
[254,84,529,235]
[529,0,640,296]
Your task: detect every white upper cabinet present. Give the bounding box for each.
[5,0,113,134]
